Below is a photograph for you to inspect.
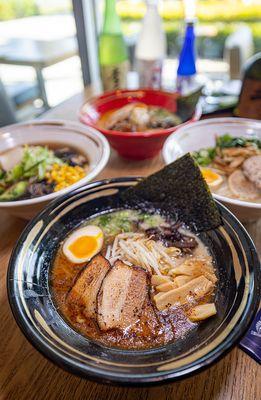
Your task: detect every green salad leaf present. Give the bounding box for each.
[0,166,5,180]
[0,181,28,201]
[6,146,63,183]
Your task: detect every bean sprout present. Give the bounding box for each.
[107,232,182,276]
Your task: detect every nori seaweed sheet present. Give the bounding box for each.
[121,153,222,232]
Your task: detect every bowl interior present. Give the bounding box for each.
[162,118,261,209]
[0,120,110,206]
[8,178,260,384]
[79,89,200,135]
[0,120,103,169]
[81,89,178,119]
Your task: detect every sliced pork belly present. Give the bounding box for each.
[137,295,160,334]
[242,155,261,190]
[67,254,110,318]
[97,261,148,331]
[228,169,260,200]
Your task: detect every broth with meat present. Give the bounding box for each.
[51,210,217,350]
[97,102,181,132]
[193,134,261,203]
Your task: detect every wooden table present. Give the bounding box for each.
[0,89,260,400]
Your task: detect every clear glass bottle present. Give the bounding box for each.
[99,0,129,91]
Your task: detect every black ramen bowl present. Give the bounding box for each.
[7,178,260,385]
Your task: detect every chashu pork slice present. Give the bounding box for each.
[97,261,148,331]
[67,254,111,319]
[228,169,260,200]
[242,155,261,190]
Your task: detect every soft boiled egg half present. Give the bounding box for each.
[200,168,223,188]
[63,225,104,264]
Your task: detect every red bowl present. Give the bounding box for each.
[79,89,201,160]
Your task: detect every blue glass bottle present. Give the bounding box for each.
[176,21,198,94]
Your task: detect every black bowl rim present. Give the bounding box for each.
[7,177,261,386]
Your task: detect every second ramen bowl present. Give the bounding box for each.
[162,118,261,222]
[79,89,201,160]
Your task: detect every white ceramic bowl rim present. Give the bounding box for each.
[162,117,261,210]
[0,119,110,207]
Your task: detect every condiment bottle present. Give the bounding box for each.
[135,0,166,88]
[99,0,129,91]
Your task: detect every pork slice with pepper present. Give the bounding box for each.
[242,155,261,190]
[97,261,148,331]
[67,254,111,319]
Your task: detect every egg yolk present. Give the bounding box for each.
[68,235,98,259]
[201,168,221,184]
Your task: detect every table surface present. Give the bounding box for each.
[0,37,77,68]
[0,16,77,67]
[0,88,260,400]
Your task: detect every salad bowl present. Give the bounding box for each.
[0,120,110,219]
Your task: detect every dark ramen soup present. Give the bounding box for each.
[97,102,181,132]
[51,210,217,350]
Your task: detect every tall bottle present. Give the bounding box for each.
[176,20,198,95]
[99,0,129,91]
[135,0,166,88]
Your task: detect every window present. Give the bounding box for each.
[92,0,261,85]
[0,0,83,121]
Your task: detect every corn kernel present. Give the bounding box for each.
[46,163,86,191]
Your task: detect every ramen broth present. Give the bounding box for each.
[97,103,181,132]
[51,210,217,350]
[193,134,261,203]
[212,177,261,203]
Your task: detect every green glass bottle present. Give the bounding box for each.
[99,0,129,91]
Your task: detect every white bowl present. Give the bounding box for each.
[162,117,261,222]
[0,120,110,219]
